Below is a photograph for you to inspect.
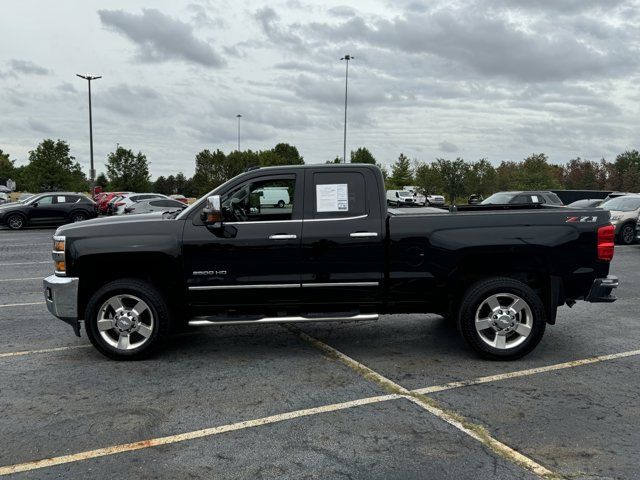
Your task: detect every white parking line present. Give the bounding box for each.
[0,277,41,283]
[0,339,638,476]
[0,302,45,308]
[414,348,640,395]
[0,394,401,476]
[0,345,92,359]
[0,243,50,248]
[287,326,557,478]
[0,261,50,266]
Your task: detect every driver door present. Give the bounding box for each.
[182,172,303,312]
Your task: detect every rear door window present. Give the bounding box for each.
[312,172,366,219]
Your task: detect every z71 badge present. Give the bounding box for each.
[566,216,598,223]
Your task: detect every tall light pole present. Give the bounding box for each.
[76,74,102,188]
[340,54,353,163]
[236,114,242,151]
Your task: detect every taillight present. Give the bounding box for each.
[597,224,615,261]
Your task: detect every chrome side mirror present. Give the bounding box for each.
[201,195,223,228]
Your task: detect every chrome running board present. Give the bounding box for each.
[189,313,379,327]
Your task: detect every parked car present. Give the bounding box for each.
[0,192,96,229]
[599,195,640,245]
[566,199,603,208]
[111,193,168,215]
[97,192,130,214]
[124,198,187,215]
[401,187,428,206]
[44,164,616,361]
[0,192,8,205]
[468,194,484,205]
[169,194,189,204]
[481,191,563,205]
[387,189,417,206]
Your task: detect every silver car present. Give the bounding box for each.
[600,195,640,245]
[124,198,187,215]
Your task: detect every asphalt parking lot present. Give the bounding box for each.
[1,227,639,479]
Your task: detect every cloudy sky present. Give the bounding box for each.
[1,0,639,177]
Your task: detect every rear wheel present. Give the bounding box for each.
[277,200,285,208]
[457,277,546,360]
[618,223,636,245]
[6,214,25,230]
[85,278,172,360]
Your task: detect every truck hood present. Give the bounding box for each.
[55,212,176,235]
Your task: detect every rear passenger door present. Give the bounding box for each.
[300,168,385,308]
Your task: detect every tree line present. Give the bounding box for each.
[2,140,640,201]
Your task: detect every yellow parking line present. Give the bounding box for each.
[0,394,401,476]
[0,345,92,359]
[0,302,45,308]
[414,348,640,394]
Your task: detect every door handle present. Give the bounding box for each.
[349,232,378,238]
[269,234,297,240]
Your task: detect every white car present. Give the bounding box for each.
[425,194,445,206]
[387,190,417,206]
[0,193,8,205]
[255,187,290,208]
[114,193,168,215]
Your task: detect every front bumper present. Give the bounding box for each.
[586,275,618,303]
[43,275,80,336]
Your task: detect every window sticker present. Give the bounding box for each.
[57,196,65,203]
[316,184,348,212]
[531,195,539,203]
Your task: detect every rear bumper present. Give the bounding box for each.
[43,275,81,335]
[586,276,618,303]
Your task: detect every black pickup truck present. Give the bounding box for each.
[43,164,618,361]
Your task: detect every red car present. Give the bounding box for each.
[96,192,130,214]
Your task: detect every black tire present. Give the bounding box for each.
[457,277,546,360]
[6,213,25,230]
[277,200,285,208]
[71,211,87,223]
[618,223,636,245]
[85,278,172,360]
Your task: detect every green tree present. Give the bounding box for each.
[326,156,342,164]
[191,149,240,196]
[0,149,15,181]
[95,172,108,189]
[495,161,520,191]
[517,153,561,190]
[105,146,151,191]
[350,147,376,164]
[272,143,304,164]
[465,158,497,196]
[607,150,640,191]
[434,158,469,203]
[388,153,413,189]
[414,162,442,195]
[21,139,87,192]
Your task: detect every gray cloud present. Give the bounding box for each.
[9,59,50,75]
[28,118,53,134]
[439,141,459,153]
[98,8,225,67]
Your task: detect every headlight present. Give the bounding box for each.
[52,235,66,275]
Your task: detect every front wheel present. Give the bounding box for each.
[85,278,172,360]
[457,277,546,360]
[618,223,636,245]
[6,214,25,230]
[277,200,285,208]
[71,211,87,223]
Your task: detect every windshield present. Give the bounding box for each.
[398,191,412,197]
[600,196,640,212]
[481,193,515,204]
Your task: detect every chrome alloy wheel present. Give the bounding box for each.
[97,294,154,351]
[474,293,533,350]
[8,215,24,229]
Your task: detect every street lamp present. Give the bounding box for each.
[340,54,353,163]
[76,74,102,188]
[236,114,242,151]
